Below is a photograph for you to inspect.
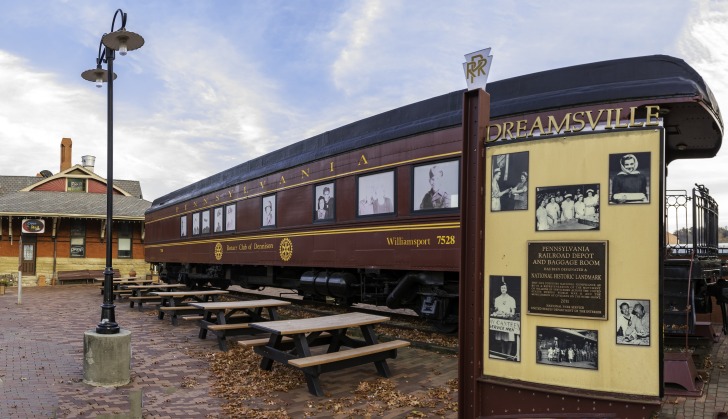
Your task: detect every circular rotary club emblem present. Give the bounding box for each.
[214,243,223,261]
[279,238,293,262]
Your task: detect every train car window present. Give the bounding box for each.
[357,170,395,217]
[225,203,236,231]
[213,207,224,233]
[191,212,200,235]
[180,215,188,237]
[262,194,276,227]
[313,182,335,222]
[201,209,211,234]
[491,151,529,212]
[412,159,460,212]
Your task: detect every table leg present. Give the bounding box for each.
[259,334,283,371]
[360,325,391,377]
[198,309,214,340]
[130,289,138,308]
[216,308,228,351]
[293,334,324,396]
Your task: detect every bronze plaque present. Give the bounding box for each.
[528,241,607,318]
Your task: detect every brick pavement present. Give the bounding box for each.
[3,285,728,418]
[0,285,458,418]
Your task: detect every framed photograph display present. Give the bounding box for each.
[201,210,211,234]
[536,326,598,370]
[616,299,650,346]
[314,183,335,221]
[180,215,187,237]
[609,152,650,204]
[192,212,200,236]
[262,195,276,227]
[535,183,600,231]
[489,275,521,362]
[413,160,460,211]
[491,151,529,212]
[213,207,224,233]
[225,204,236,231]
[357,171,395,216]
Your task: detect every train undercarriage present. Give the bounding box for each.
[156,262,460,333]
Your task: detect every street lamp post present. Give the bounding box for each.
[82,9,144,335]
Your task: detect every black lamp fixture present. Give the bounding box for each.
[81,9,144,335]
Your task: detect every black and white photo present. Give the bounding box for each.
[262,195,276,227]
[225,204,236,231]
[358,171,395,216]
[180,215,187,237]
[616,299,650,346]
[413,160,459,211]
[192,212,200,235]
[201,210,211,234]
[609,152,650,204]
[536,326,598,370]
[489,275,521,362]
[314,183,335,221]
[491,151,529,211]
[214,207,223,233]
[535,183,600,231]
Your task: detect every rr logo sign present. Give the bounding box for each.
[463,48,493,91]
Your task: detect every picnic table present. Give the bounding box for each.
[152,290,230,326]
[189,299,291,351]
[95,277,152,298]
[248,312,410,396]
[125,283,187,309]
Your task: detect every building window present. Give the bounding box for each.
[118,223,132,258]
[70,220,85,258]
[67,178,86,192]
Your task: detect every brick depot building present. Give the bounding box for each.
[0,138,151,285]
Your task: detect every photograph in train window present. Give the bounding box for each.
[314,182,335,221]
[616,299,650,346]
[180,215,187,237]
[489,275,521,362]
[357,171,395,216]
[535,183,600,231]
[536,326,598,370]
[213,207,224,233]
[225,204,236,231]
[608,152,650,204]
[201,209,211,234]
[192,212,200,235]
[262,195,276,227]
[413,159,460,211]
[491,151,529,212]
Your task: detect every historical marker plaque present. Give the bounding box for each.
[528,241,607,319]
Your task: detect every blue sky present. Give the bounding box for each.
[0,0,727,227]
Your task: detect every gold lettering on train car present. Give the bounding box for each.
[628,107,644,127]
[645,105,661,126]
[203,198,208,204]
[279,175,286,184]
[330,161,334,172]
[175,206,179,213]
[243,185,247,195]
[193,202,198,208]
[259,180,266,188]
[301,168,309,178]
[228,190,232,198]
[215,195,220,201]
[358,155,368,166]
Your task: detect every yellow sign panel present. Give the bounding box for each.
[483,129,662,397]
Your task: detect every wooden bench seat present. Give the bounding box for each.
[287,340,410,368]
[237,331,332,348]
[207,323,250,331]
[128,296,162,301]
[158,306,199,312]
[58,269,120,284]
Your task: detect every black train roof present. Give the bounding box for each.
[149,54,722,212]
